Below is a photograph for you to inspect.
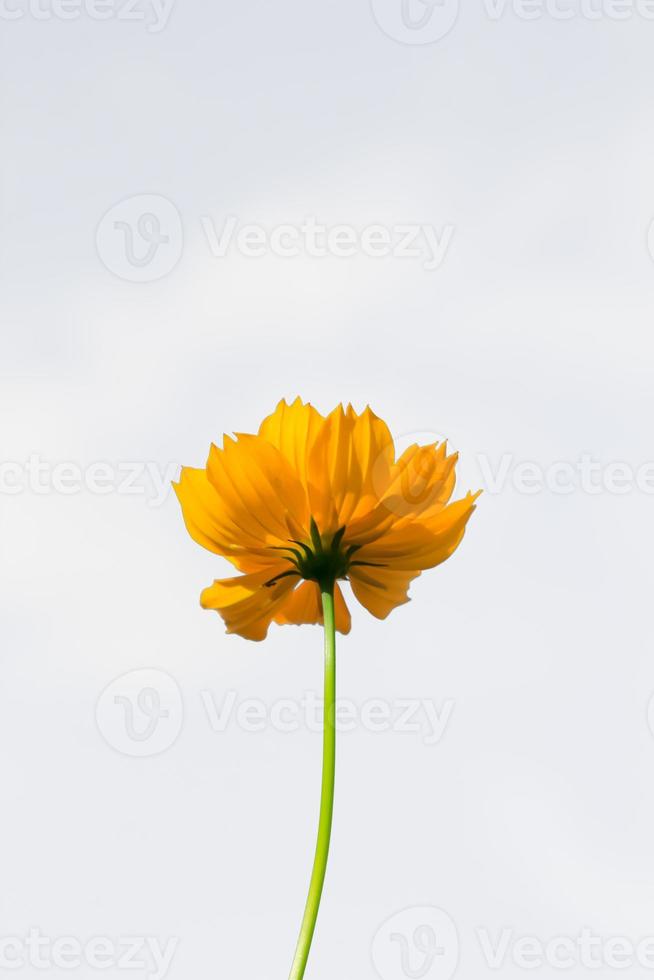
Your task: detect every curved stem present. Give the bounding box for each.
[288,585,336,980]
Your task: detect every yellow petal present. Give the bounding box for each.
[305,404,354,533]
[173,466,269,569]
[333,583,352,634]
[347,405,395,521]
[258,397,324,502]
[273,581,351,635]
[353,492,479,571]
[343,441,458,545]
[273,580,322,626]
[383,442,458,523]
[201,567,298,641]
[304,404,396,534]
[207,433,308,545]
[349,567,420,619]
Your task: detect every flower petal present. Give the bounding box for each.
[200,567,299,641]
[273,580,322,626]
[258,397,324,505]
[305,404,396,534]
[207,433,309,545]
[383,442,458,524]
[273,581,351,634]
[173,466,270,569]
[333,583,352,634]
[353,492,480,571]
[343,441,459,547]
[305,405,355,533]
[259,401,397,539]
[349,567,421,619]
[347,405,396,521]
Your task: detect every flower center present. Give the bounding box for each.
[266,518,380,591]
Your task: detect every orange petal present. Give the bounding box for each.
[383,442,458,524]
[354,492,479,571]
[258,397,324,506]
[173,466,270,569]
[274,580,322,626]
[347,405,396,521]
[343,441,458,546]
[305,405,355,533]
[304,404,396,534]
[258,400,396,541]
[201,567,299,641]
[274,580,351,635]
[207,433,309,545]
[333,583,352,634]
[349,566,421,619]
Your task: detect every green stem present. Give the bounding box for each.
[288,585,336,980]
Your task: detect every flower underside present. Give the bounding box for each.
[266,518,383,591]
[174,398,480,640]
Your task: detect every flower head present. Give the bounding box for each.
[174,399,479,640]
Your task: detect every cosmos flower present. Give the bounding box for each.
[174,398,479,980]
[174,397,479,641]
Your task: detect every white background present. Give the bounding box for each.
[2,1,654,978]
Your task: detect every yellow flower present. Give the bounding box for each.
[175,399,480,978]
[174,398,479,641]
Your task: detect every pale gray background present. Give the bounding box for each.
[1,1,654,978]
